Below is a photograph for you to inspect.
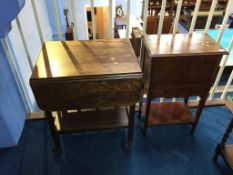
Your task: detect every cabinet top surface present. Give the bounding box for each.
[144,33,228,57]
[31,39,141,80]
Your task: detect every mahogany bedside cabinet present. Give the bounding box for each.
[139,33,227,136]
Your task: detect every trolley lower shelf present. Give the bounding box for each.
[53,107,130,134]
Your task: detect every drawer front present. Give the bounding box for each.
[150,55,220,87]
[143,54,221,98]
[30,76,143,111]
[150,85,207,98]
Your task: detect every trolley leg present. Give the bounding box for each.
[124,105,135,150]
[46,111,61,155]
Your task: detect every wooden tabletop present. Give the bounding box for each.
[31,39,141,80]
[144,33,228,57]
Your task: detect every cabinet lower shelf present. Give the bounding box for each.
[142,102,194,125]
[221,144,233,169]
[53,107,129,133]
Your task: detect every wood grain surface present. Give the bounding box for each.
[142,102,194,125]
[31,39,141,80]
[30,39,143,111]
[144,33,228,57]
[143,52,222,98]
[140,33,226,134]
[53,107,129,133]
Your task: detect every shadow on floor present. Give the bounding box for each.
[0,106,233,175]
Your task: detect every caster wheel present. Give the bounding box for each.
[52,147,62,155]
[190,129,195,135]
[123,142,132,151]
[212,155,218,163]
[138,112,142,119]
[114,129,120,133]
[139,112,144,119]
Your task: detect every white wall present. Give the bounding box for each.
[75,0,90,40]
[63,0,73,26]
[62,0,142,40]
[8,0,52,112]
[35,0,53,41]
[116,0,127,14]
[116,0,142,17]
[63,0,111,40]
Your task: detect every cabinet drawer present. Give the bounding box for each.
[150,86,207,98]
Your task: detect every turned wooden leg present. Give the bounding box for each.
[46,112,61,155]
[219,118,233,146]
[143,99,151,137]
[213,144,222,162]
[213,118,233,162]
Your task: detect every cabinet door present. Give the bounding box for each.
[146,17,173,34]
[147,20,158,34]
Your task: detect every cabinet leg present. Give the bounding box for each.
[213,118,233,162]
[138,84,144,119]
[46,112,61,155]
[138,98,143,119]
[143,99,151,137]
[191,96,206,135]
